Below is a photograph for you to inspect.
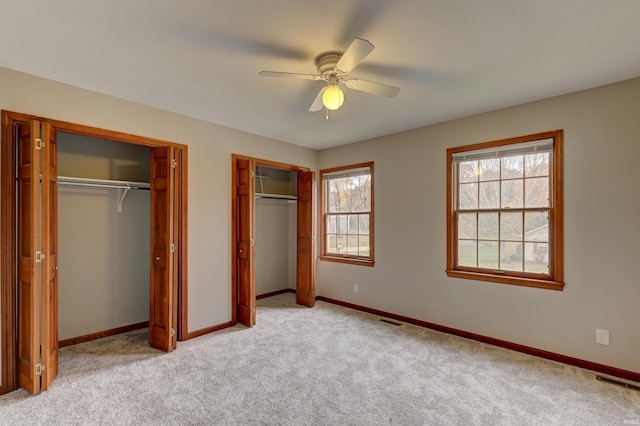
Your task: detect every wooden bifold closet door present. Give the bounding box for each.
[149,146,178,351]
[235,158,256,326]
[17,120,59,394]
[296,171,315,307]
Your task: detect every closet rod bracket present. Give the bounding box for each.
[117,187,132,213]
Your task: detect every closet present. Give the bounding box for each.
[57,133,151,342]
[255,166,297,297]
[232,154,315,327]
[1,111,184,395]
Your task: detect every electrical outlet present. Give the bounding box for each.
[596,328,610,346]
[353,284,359,293]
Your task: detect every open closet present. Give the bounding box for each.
[57,133,151,344]
[231,155,315,327]
[0,110,187,396]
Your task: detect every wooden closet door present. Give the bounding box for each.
[17,120,58,393]
[296,171,315,307]
[17,121,42,394]
[40,122,59,390]
[149,146,177,351]
[235,159,255,326]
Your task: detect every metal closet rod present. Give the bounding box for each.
[57,176,150,190]
[57,176,150,212]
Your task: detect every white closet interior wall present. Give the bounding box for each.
[57,133,151,340]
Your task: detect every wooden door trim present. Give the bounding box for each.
[230,154,310,324]
[0,110,189,395]
[0,111,18,394]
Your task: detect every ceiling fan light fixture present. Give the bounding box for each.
[322,85,344,110]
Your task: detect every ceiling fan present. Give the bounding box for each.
[259,38,400,115]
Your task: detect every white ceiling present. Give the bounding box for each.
[1,1,640,150]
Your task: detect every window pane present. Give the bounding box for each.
[327,235,338,253]
[459,183,478,209]
[501,212,522,241]
[325,172,371,213]
[459,161,479,183]
[525,153,549,177]
[458,213,477,239]
[359,214,370,234]
[478,212,499,240]
[525,177,549,208]
[502,156,524,179]
[479,181,499,209]
[359,235,370,256]
[327,215,337,233]
[334,235,346,253]
[501,242,523,271]
[478,158,500,181]
[347,235,358,256]
[524,242,549,274]
[337,215,347,234]
[327,181,341,212]
[478,241,499,269]
[525,211,548,242]
[348,215,359,234]
[501,179,523,208]
[458,240,477,267]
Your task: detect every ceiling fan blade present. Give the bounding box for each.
[309,87,327,112]
[259,71,323,80]
[344,79,400,98]
[336,38,375,74]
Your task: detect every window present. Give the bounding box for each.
[320,162,374,266]
[446,131,564,290]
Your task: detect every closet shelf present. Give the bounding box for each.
[57,176,150,212]
[255,193,297,201]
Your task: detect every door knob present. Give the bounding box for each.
[53,266,59,270]
[156,256,161,261]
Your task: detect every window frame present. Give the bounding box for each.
[319,162,375,267]
[446,130,564,290]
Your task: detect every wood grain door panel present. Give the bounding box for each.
[296,171,315,307]
[149,146,177,351]
[236,159,255,326]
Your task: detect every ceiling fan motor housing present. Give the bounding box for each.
[315,52,343,78]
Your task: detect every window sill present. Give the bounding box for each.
[445,269,564,291]
[320,256,375,267]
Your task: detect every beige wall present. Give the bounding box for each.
[0,66,317,333]
[255,200,296,295]
[317,77,640,374]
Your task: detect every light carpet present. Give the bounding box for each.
[1,293,639,425]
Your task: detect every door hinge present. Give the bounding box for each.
[171,158,177,169]
[250,239,255,247]
[250,170,255,178]
[171,243,177,253]
[35,138,45,150]
[170,328,176,337]
[35,251,45,263]
[35,363,45,376]
[251,308,255,314]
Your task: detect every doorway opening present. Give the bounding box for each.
[231,155,315,327]
[0,110,188,395]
